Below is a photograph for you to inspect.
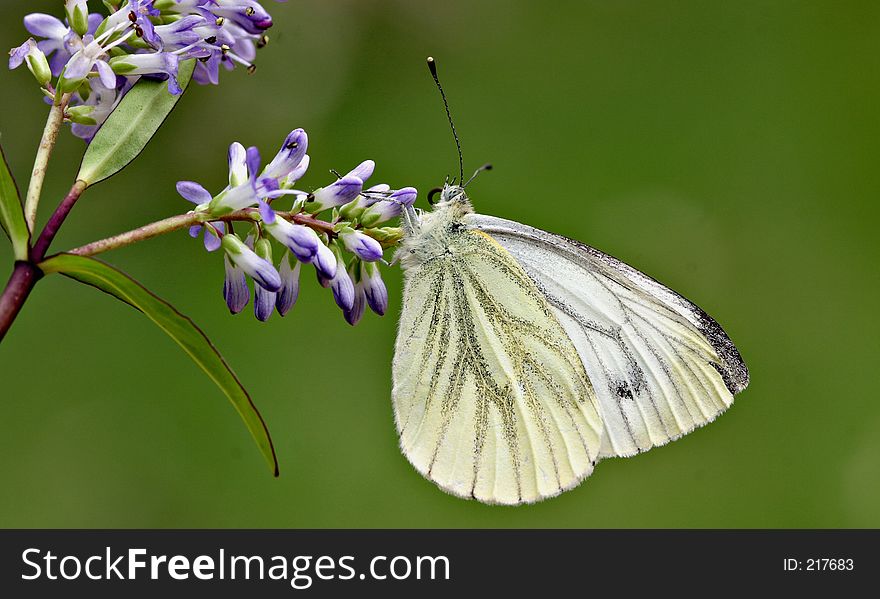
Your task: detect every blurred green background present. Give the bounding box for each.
[1,0,878,528]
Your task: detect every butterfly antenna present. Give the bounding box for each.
[464,163,493,187]
[427,57,464,185]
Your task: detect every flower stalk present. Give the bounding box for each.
[66,210,339,258]
[24,93,72,231]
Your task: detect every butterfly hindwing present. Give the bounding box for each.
[465,214,749,458]
[392,228,603,504]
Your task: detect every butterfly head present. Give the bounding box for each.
[439,183,468,205]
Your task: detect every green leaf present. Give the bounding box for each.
[38,253,280,476]
[77,59,197,186]
[0,140,30,261]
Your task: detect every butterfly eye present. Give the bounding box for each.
[427,187,443,205]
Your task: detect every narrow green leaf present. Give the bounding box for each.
[0,141,29,260]
[77,59,196,186]
[39,253,279,476]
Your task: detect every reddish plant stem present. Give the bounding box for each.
[0,262,40,341]
[0,181,87,342]
[31,180,88,261]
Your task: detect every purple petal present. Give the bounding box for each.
[311,243,337,279]
[311,175,363,209]
[275,255,300,316]
[223,256,249,314]
[24,14,68,39]
[228,142,247,186]
[344,285,366,326]
[347,160,375,182]
[364,270,388,316]
[189,224,203,238]
[8,40,33,69]
[87,13,103,35]
[203,227,222,252]
[342,231,383,262]
[95,59,117,88]
[176,180,213,204]
[245,146,261,180]
[62,52,92,80]
[254,285,275,322]
[262,128,308,180]
[258,199,276,224]
[331,267,355,312]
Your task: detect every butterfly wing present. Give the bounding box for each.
[465,214,749,458]
[392,229,603,504]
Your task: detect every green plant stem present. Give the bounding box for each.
[66,210,337,257]
[24,94,71,232]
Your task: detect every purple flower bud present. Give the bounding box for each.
[253,238,276,321]
[362,261,388,316]
[8,38,51,85]
[311,242,337,280]
[346,160,375,183]
[65,1,90,36]
[228,142,248,186]
[344,268,366,326]
[265,217,320,261]
[222,234,281,292]
[262,129,308,180]
[223,254,249,314]
[275,252,301,317]
[360,186,418,226]
[310,175,363,211]
[210,1,274,34]
[330,257,355,312]
[340,229,383,262]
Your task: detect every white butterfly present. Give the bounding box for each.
[392,184,749,505]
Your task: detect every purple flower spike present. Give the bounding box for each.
[362,261,388,316]
[262,128,308,180]
[176,180,213,205]
[311,242,337,280]
[340,229,383,262]
[310,175,363,211]
[275,252,301,317]
[223,255,249,314]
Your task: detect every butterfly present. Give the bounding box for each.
[391,182,749,505]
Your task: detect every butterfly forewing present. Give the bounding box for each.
[393,228,603,504]
[465,214,749,458]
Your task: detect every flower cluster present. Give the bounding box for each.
[8,0,283,141]
[178,128,417,324]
